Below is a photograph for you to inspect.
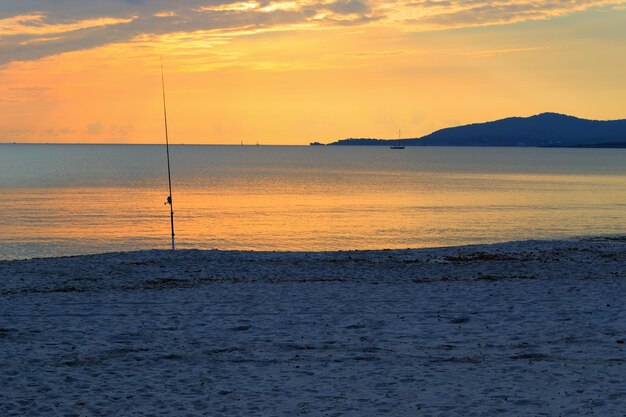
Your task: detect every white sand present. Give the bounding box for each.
[1,237,625,416]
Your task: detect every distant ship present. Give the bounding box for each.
[390,129,405,149]
[309,141,324,146]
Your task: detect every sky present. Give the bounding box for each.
[1,0,625,144]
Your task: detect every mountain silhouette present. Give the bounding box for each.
[327,113,626,147]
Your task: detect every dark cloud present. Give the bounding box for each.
[1,0,622,65]
[406,0,454,7]
[0,0,191,20]
[327,0,371,14]
[0,1,380,64]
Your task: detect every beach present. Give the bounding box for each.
[1,237,625,416]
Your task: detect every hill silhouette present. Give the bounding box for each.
[327,113,626,147]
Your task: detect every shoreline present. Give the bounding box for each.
[1,236,625,293]
[3,233,625,262]
[2,236,625,416]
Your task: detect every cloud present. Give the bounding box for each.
[400,0,626,28]
[154,11,177,17]
[86,122,104,135]
[85,122,133,137]
[0,86,53,103]
[0,14,135,36]
[327,0,371,14]
[46,127,75,136]
[109,123,134,137]
[0,128,34,139]
[0,0,624,65]
[459,46,546,57]
[0,1,383,65]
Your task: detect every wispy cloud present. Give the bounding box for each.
[460,46,546,57]
[0,14,135,36]
[0,86,54,104]
[0,0,624,65]
[398,0,626,28]
[0,0,379,65]
[154,11,178,18]
[46,127,75,135]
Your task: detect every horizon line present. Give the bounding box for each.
[0,142,310,146]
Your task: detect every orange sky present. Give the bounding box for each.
[1,1,625,144]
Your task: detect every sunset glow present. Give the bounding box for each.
[1,0,625,144]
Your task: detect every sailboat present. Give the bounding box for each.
[390,129,405,149]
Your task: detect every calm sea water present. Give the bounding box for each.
[1,144,625,259]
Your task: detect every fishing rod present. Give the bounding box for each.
[161,59,175,250]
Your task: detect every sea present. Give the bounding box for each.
[1,144,625,260]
